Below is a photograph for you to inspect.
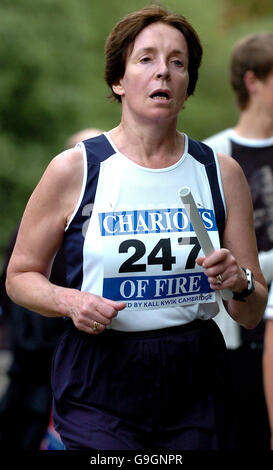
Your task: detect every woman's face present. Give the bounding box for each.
[113,22,190,123]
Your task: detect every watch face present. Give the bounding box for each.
[246,268,255,293]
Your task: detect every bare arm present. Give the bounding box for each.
[197,153,267,329]
[6,147,125,334]
[263,319,273,449]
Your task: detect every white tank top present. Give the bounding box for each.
[63,132,226,331]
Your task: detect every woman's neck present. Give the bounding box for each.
[109,118,185,169]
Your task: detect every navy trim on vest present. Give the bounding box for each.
[188,138,225,242]
[63,134,115,290]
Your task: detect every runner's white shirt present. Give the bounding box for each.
[63,132,226,331]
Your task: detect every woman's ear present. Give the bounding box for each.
[112,81,125,98]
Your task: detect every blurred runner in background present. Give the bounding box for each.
[204,33,273,449]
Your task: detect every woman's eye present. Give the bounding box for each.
[140,57,151,63]
[173,59,183,67]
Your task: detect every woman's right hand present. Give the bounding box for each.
[66,291,126,334]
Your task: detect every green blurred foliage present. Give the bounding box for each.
[0,0,272,259]
[222,0,273,26]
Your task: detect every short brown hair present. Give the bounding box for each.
[230,33,273,110]
[104,4,203,102]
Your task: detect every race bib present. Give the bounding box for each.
[99,207,218,310]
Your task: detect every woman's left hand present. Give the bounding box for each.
[196,248,247,293]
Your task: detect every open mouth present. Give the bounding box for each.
[150,90,171,101]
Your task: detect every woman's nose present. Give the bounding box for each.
[156,61,170,80]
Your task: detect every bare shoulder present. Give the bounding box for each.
[216,152,251,207]
[27,145,84,228]
[44,146,84,188]
[217,152,245,182]
[40,146,83,196]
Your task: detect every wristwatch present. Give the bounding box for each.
[232,267,255,302]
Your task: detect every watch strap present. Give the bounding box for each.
[232,267,255,302]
